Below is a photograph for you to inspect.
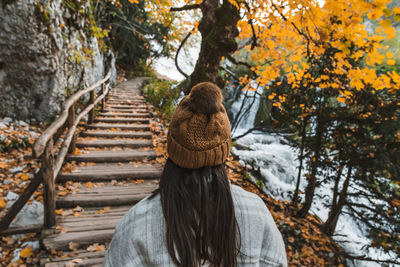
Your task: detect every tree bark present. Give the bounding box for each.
[297,115,324,218]
[186,0,240,94]
[292,119,308,205]
[322,165,352,235]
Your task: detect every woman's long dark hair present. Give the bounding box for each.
[151,158,240,267]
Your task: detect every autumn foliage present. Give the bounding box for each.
[146,0,400,263]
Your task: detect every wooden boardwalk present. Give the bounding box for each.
[40,79,162,266]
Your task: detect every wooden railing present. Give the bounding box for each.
[0,72,111,234]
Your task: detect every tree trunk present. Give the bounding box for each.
[292,119,308,205]
[297,115,324,218]
[322,165,352,236]
[186,0,240,94]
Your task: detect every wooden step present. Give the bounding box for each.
[107,105,147,109]
[76,139,152,148]
[102,109,148,114]
[94,117,149,123]
[58,163,161,182]
[58,206,131,223]
[43,229,114,251]
[56,182,157,208]
[106,100,145,104]
[41,250,106,266]
[84,124,150,131]
[80,131,152,139]
[67,150,156,162]
[98,112,150,117]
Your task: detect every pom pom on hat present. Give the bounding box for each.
[186,82,223,115]
[167,82,231,169]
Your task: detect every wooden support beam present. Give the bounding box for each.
[42,140,56,228]
[88,90,96,124]
[0,172,42,231]
[67,104,76,154]
[0,224,42,236]
[101,83,106,110]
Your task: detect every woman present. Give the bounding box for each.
[104,82,287,267]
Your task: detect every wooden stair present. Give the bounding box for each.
[40,78,161,266]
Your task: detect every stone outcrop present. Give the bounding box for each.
[0,0,116,122]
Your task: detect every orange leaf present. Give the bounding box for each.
[85,182,94,188]
[0,198,6,209]
[56,209,63,215]
[20,173,30,181]
[20,247,33,258]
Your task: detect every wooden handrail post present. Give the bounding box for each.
[101,83,106,110]
[42,139,56,228]
[88,90,95,124]
[68,104,77,154]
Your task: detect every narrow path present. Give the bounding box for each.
[40,79,161,266]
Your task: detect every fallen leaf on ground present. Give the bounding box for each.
[19,247,33,258]
[97,206,111,214]
[86,243,105,252]
[69,242,79,251]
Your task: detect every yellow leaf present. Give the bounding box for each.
[379,19,392,29]
[337,97,346,103]
[383,8,392,17]
[56,209,63,215]
[69,242,79,251]
[0,162,8,169]
[97,206,111,214]
[20,173,30,181]
[85,182,94,188]
[20,247,33,258]
[387,59,396,66]
[86,243,106,252]
[0,198,6,209]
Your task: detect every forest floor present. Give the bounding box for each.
[1,87,348,267]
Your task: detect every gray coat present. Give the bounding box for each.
[104,184,287,266]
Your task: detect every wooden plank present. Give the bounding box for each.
[107,105,147,109]
[43,139,56,228]
[66,150,156,162]
[41,250,105,266]
[56,190,154,208]
[84,124,150,130]
[76,139,152,148]
[80,131,152,139]
[42,229,115,250]
[94,117,149,123]
[98,112,150,117]
[0,171,42,231]
[102,109,148,113]
[58,163,161,182]
[44,257,105,266]
[0,224,42,236]
[57,218,121,232]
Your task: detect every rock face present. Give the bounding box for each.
[0,0,116,122]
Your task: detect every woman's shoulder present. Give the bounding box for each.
[231,184,266,208]
[112,193,162,235]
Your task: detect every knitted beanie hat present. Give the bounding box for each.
[167,82,231,169]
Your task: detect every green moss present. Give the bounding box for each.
[142,79,180,119]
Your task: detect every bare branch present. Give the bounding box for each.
[226,55,253,69]
[170,4,201,12]
[341,252,400,265]
[174,29,194,78]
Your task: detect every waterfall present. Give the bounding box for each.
[229,81,264,134]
